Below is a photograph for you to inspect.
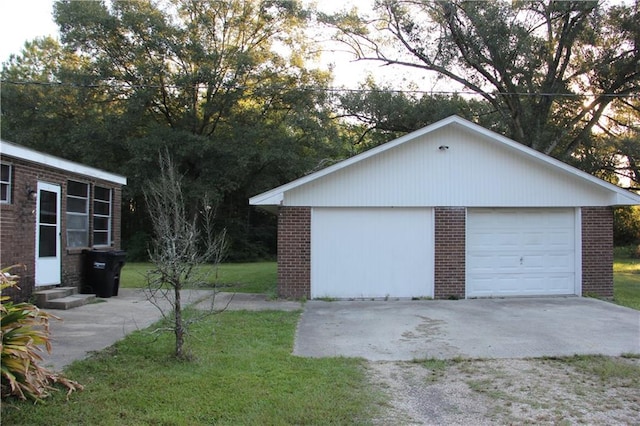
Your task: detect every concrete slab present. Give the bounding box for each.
[293,297,640,361]
[42,289,303,371]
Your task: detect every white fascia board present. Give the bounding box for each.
[0,140,127,185]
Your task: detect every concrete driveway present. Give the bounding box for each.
[293,297,640,360]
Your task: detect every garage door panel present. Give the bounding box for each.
[467,208,577,297]
[311,208,433,299]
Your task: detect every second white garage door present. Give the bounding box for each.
[467,208,577,298]
[311,208,434,299]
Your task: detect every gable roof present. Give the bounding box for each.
[0,140,127,185]
[250,115,640,208]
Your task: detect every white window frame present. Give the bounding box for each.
[1,163,12,204]
[66,180,89,248]
[93,186,112,247]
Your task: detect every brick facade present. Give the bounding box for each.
[0,155,123,302]
[277,206,311,299]
[434,207,466,299]
[581,207,614,298]
[275,205,615,300]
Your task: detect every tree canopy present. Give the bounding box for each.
[2,0,343,259]
[323,0,640,183]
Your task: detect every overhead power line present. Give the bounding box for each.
[1,78,638,99]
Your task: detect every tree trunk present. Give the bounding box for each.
[174,285,184,359]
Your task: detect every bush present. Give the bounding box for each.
[1,265,82,401]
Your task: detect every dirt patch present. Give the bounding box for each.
[368,357,640,425]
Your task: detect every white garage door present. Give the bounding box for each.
[467,208,577,297]
[311,208,434,299]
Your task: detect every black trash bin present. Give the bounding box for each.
[82,250,127,298]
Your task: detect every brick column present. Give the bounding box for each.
[277,206,311,299]
[434,207,466,299]
[581,207,613,297]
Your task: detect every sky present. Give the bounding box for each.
[0,0,59,63]
[0,0,430,90]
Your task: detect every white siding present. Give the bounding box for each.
[285,126,613,207]
[311,208,434,299]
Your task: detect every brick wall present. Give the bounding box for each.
[277,206,311,299]
[0,155,123,302]
[581,206,614,298]
[434,207,466,299]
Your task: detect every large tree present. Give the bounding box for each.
[1,0,342,259]
[323,0,640,169]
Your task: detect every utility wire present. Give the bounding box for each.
[1,79,638,99]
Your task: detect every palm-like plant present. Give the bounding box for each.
[1,265,83,401]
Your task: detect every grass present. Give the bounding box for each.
[120,262,277,294]
[1,310,379,425]
[556,355,640,386]
[613,247,640,310]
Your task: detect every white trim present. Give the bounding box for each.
[464,207,469,300]
[250,116,640,207]
[574,208,583,297]
[0,162,12,204]
[35,182,62,286]
[0,140,127,185]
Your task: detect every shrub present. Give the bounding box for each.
[1,265,83,401]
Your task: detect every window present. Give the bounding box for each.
[93,186,112,246]
[1,163,11,204]
[66,181,89,247]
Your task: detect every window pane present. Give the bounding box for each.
[67,214,88,230]
[94,216,109,231]
[94,186,110,201]
[93,231,108,246]
[1,164,10,181]
[68,181,88,197]
[94,200,110,216]
[67,197,88,213]
[39,190,57,224]
[67,230,88,248]
[1,184,8,202]
[39,225,57,257]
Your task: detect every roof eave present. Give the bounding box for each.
[1,140,127,185]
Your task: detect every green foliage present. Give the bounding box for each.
[337,81,500,152]
[1,311,379,424]
[1,266,82,401]
[1,0,342,261]
[325,0,640,178]
[613,207,640,246]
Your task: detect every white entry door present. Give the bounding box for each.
[35,182,61,286]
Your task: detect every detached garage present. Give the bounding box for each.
[250,116,640,300]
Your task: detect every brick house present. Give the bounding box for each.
[250,116,640,300]
[1,140,126,301]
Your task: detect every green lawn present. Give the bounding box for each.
[3,256,638,423]
[613,249,640,310]
[120,262,277,295]
[1,310,379,425]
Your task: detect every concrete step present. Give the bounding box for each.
[43,293,96,310]
[33,287,78,307]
